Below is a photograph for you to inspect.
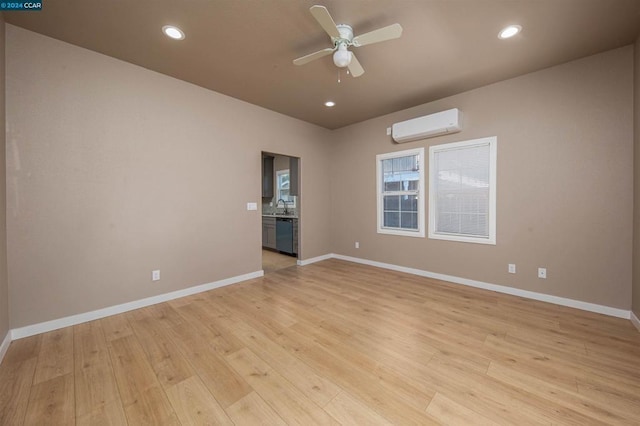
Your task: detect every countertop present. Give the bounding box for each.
[262,214,298,219]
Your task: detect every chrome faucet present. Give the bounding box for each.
[276,199,289,215]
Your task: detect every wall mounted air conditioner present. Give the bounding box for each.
[391,108,462,143]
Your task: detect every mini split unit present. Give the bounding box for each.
[392,108,462,143]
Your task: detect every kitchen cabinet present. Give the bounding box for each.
[262,216,276,249]
[290,157,299,197]
[262,155,274,198]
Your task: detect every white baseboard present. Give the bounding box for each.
[631,311,640,332]
[331,254,631,320]
[11,270,264,340]
[0,331,11,365]
[10,253,636,340]
[297,253,333,266]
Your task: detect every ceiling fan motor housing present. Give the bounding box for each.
[333,24,354,46]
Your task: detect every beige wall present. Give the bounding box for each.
[0,14,8,340]
[6,25,332,328]
[4,24,636,330]
[331,46,634,309]
[633,35,640,319]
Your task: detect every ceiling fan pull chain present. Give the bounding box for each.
[337,69,341,83]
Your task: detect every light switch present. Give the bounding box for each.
[247,202,258,211]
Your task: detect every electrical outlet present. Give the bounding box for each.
[508,264,516,274]
[355,241,360,249]
[538,268,547,279]
[152,270,160,281]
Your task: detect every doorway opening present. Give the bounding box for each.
[261,152,300,273]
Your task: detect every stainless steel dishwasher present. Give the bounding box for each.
[276,218,294,255]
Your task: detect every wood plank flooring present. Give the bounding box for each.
[1,259,640,425]
[262,249,297,274]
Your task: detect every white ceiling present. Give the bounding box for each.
[6,0,640,129]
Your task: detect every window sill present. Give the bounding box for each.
[378,228,425,238]
[428,232,496,245]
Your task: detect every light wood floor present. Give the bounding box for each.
[262,249,297,274]
[1,259,640,425]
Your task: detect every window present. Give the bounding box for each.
[376,148,425,237]
[276,169,296,207]
[429,137,497,244]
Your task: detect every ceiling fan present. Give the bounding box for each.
[293,5,403,77]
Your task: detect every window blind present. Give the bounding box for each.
[433,143,490,238]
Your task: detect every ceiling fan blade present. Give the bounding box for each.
[310,5,341,39]
[348,52,364,77]
[352,23,403,47]
[293,47,335,66]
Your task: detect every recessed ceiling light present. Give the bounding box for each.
[498,25,522,39]
[162,25,185,40]
[324,101,336,107]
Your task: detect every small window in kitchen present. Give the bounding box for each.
[276,169,296,207]
[429,136,497,244]
[376,147,425,237]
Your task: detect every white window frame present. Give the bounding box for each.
[276,169,296,208]
[376,147,425,238]
[428,136,497,245]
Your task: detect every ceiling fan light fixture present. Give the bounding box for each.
[333,44,352,68]
[162,25,185,40]
[498,25,521,39]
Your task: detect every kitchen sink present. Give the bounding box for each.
[263,213,297,217]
